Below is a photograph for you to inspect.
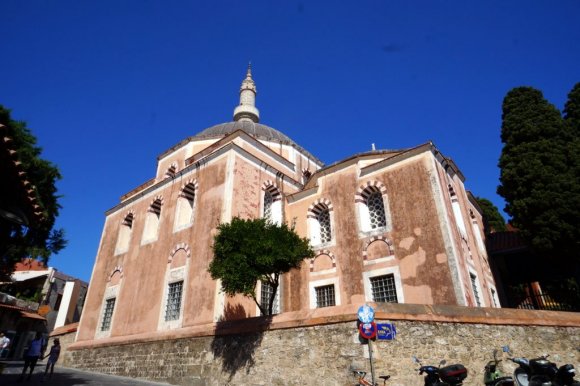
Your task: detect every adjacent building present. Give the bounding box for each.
[0,259,88,358]
[76,67,499,344]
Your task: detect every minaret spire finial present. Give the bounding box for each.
[233,63,260,123]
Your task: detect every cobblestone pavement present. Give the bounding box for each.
[0,361,172,386]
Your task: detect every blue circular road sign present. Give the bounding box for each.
[357,305,375,323]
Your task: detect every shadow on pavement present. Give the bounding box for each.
[0,372,90,385]
[1,361,170,385]
[1,362,88,385]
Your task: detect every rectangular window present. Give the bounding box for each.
[315,284,335,308]
[470,273,481,307]
[101,298,116,331]
[260,281,278,315]
[165,281,184,321]
[370,274,398,303]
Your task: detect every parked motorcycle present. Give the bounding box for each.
[505,346,579,386]
[412,356,468,386]
[484,349,515,386]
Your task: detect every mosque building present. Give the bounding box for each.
[75,66,498,344]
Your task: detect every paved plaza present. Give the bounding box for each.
[0,361,171,386]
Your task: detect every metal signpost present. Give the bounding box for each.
[357,305,376,385]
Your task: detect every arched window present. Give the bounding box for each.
[449,185,467,239]
[159,244,190,330]
[263,190,273,219]
[97,267,123,338]
[318,207,332,243]
[115,212,134,255]
[174,182,196,231]
[165,163,177,178]
[308,200,333,246]
[356,183,390,233]
[262,182,282,225]
[142,197,162,243]
[367,190,386,229]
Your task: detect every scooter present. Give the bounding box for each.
[505,346,579,386]
[412,356,468,386]
[553,364,579,386]
[484,349,515,386]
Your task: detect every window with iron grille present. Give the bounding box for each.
[165,281,184,321]
[470,273,481,307]
[101,298,116,331]
[318,209,332,243]
[263,191,273,221]
[367,191,387,229]
[260,281,278,315]
[315,284,335,308]
[370,274,398,303]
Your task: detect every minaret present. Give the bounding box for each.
[233,63,260,123]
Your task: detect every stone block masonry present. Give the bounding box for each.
[66,304,580,386]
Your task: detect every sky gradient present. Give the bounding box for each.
[2,1,579,281]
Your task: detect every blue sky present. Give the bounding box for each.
[2,1,579,282]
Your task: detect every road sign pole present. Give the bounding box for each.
[368,338,376,385]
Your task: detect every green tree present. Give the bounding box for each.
[562,83,580,258]
[497,86,579,259]
[209,217,313,316]
[0,105,66,280]
[475,197,506,235]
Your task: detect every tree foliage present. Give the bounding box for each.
[0,105,66,280]
[475,197,506,235]
[209,217,313,316]
[497,85,579,259]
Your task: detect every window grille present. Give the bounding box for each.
[367,191,387,229]
[260,281,278,315]
[318,209,332,243]
[263,191,273,221]
[101,298,116,331]
[370,274,398,303]
[315,284,335,308]
[470,273,481,307]
[165,281,184,321]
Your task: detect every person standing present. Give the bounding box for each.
[0,332,10,359]
[18,332,44,382]
[41,338,60,381]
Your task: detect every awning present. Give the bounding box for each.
[20,310,46,320]
[0,303,46,321]
[10,270,50,281]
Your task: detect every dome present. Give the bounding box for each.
[194,121,294,143]
[193,120,321,164]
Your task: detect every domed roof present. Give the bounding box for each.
[194,121,294,143]
[193,120,321,164]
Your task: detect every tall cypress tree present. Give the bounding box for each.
[562,83,580,259]
[475,197,506,235]
[498,86,578,260]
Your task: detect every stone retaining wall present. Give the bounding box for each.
[66,304,580,386]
